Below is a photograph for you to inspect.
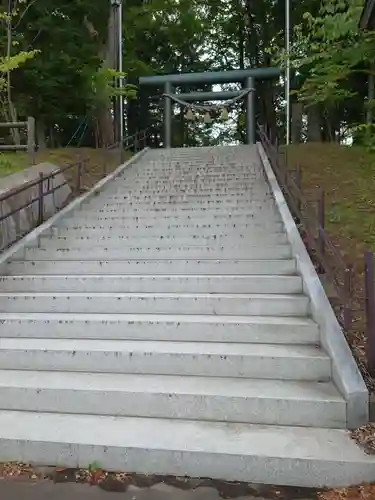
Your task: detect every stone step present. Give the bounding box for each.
[77,204,281,220]
[82,202,278,212]
[0,339,329,380]
[0,371,345,428]
[76,206,281,217]
[54,220,285,233]
[96,193,275,202]
[1,411,370,487]
[19,244,292,261]
[0,274,303,294]
[0,313,319,343]
[103,188,273,197]
[104,188,273,196]
[5,258,297,275]
[60,213,281,225]
[41,231,289,244]
[0,292,309,316]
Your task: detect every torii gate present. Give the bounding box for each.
[139,67,280,148]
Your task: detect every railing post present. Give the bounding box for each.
[134,134,139,152]
[120,142,124,164]
[295,165,302,211]
[37,172,44,226]
[317,189,325,256]
[365,251,375,376]
[343,264,353,330]
[75,156,82,195]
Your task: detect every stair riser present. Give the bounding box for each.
[5,259,297,275]
[19,246,292,261]
[54,221,286,233]
[60,214,282,225]
[105,183,271,191]
[0,434,369,488]
[0,387,345,428]
[79,207,280,216]
[75,207,282,218]
[94,195,275,203]
[0,350,329,380]
[0,319,319,343]
[42,232,289,244]
[0,295,309,316]
[0,275,302,294]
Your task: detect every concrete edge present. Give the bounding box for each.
[0,148,149,271]
[257,142,369,429]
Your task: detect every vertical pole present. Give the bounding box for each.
[343,265,353,331]
[75,156,82,195]
[317,189,325,256]
[118,0,124,148]
[37,172,44,226]
[367,64,374,125]
[246,77,255,144]
[27,117,36,165]
[365,251,375,376]
[295,164,302,223]
[285,0,291,145]
[164,82,172,148]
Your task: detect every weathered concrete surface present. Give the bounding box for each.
[0,480,317,500]
[0,162,71,249]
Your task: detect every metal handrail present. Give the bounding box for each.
[0,128,152,252]
[258,124,354,328]
[258,123,375,378]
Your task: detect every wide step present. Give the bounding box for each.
[0,339,330,380]
[19,244,292,260]
[5,259,297,275]
[0,370,345,428]
[0,292,309,315]
[0,313,319,344]
[0,274,303,294]
[0,411,372,487]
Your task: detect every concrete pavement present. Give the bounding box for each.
[0,479,318,500]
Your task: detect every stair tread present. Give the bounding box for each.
[0,313,315,324]
[0,292,306,299]
[0,370,342,401]
[0,410,367,462]
[0,338,327,357]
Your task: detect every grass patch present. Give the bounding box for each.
[0,147,132,189]
[283,142,375,260]
[283,142,375,389]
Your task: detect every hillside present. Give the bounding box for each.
[284,142,375,389]
[0,148,130,189]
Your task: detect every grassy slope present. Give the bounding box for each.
[284,142,375,388]
[0,148,131,189]
[284,143,375,260]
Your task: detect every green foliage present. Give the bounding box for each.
[279,0,375,107]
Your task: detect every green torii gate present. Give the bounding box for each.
[139,67,280,148]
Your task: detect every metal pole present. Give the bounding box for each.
[164,82,172,148]
[118,0,124,148]
[246,77,255,144]
[285,0,291,145]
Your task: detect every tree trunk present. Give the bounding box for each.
[367,64,375,125]
[307,105,321,142]
[36,118,46,150]
[291,102,303,143]
[94,7,116,148]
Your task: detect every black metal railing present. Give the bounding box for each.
[258,124,375,378]
[0,128,151,253]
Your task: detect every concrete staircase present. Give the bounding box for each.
[0,145,373,487]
